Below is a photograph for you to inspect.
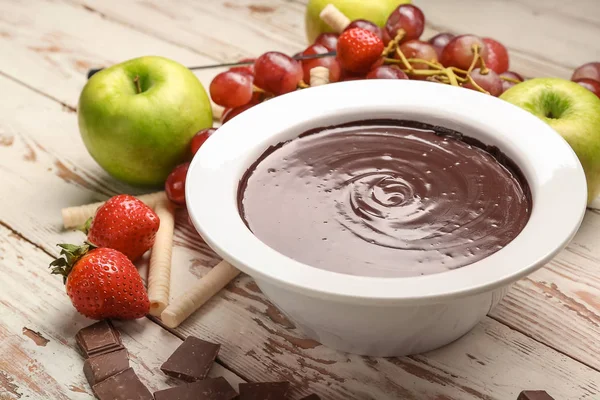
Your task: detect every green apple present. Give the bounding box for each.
[78,56,212,187]
[501,77,600,204]
[305,0,412,43]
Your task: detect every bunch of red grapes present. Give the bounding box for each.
[164,3,600,206]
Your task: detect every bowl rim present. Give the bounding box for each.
[186,80,587,305]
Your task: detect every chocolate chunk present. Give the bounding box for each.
[517,390,555,400]
[154,377,238,400]
[92,368,153,400]
[160,336,220,382]
[83,348,129,386]
[239,382,290,400]
[76,320,123,358]
[300,395,321,400]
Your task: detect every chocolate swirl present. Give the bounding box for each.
[239,120,531,277]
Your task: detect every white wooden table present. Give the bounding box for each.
[1,1,600,399]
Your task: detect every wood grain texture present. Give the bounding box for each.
[0,222,243,399]
[67,0,600,374]
[0,0,225,107]
[0,0,599,399]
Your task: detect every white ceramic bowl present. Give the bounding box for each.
[187,80,587,357]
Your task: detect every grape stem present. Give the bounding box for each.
[406,58,444,70]
[382,29,406,58]
[297,80,310,89]
[444,68,460,86]
[466,74,490,94]
[500,76,521,83]
[467,44,482,74]
[395,47,413,72]
[133,76,142,94]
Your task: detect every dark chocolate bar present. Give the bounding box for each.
[153,377,238,400]
[239,382,290,400]
[160,336,220,382]
[517,390,556,400]
[92,368,153,400]
[300,395,321,400]
[83,348,129,386]
[76,320,124,358]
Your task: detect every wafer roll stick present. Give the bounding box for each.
[161,260,241,328]
[310,66,330,86]
[61,191,166,229]
[319,4,351,33]
[147,199,175,316]
[211,103,224,122]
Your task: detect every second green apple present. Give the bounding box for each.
[305,0,411,43]
[501,78,600,204]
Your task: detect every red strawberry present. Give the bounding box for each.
[86,194,160,261]
[50,243,150,320]
[336,28,384,74]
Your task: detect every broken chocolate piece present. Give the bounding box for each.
[517,391,555,400]
[92,368,153,400]
[160,336,221,382]
[300,395,321,400]
[153,377,238,400]
[84,348,129,386]
[239,382,290,400]
[76,320,123,358]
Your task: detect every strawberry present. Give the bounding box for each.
[336,28,384,74]
[50,243,150,320]
[85,194,160,261]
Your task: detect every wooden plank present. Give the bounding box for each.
[0,0,226,108]
[0,223,244,399]
[1,45,600,397]
[490,212,600,369]
[77,0,306,62]
[67,0,600,372]
[0,0,599,398]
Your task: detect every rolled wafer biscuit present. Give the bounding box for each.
[61,191,166,229]
[147,199,176,316]
[161,260,241,328]
[211,103,224,122]
[319,4,351,33]
[310,66,330,87]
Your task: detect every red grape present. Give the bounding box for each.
[165,162,190,207]
[254,52,303,95]
[230,58,255,76]
[385,4,425,43]
[463,68,503,97]
[428,32,455,58]
[440,35,488,71]
[209,71,253,108]
[499,71,524,93]
[222,99,261,124]
[190,128,217,157]
[366,65,408,79]
[398,40,438,70]
[482,38,509,74]
[300,44,341,83]
[345,19,383,40]
[382,29,392,45]
[571,62,600,82]
[314,33,339,51]
[574,78,600,98]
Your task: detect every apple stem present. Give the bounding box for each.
[133,75,142,94]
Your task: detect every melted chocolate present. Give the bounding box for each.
[238,120,531,277]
